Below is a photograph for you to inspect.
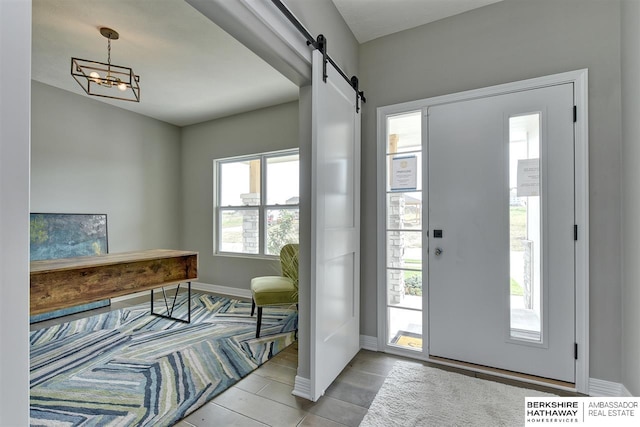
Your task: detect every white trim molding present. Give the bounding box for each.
[589,378,633,397]
[292,375,312,400]
[111,290,148,303]
[360,335,379,351]
[191,282,252,300]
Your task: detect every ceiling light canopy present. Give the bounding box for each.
[71,27,140,102]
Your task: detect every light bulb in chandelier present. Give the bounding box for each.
[89,71,101,83]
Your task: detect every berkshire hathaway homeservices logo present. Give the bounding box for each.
[525,397,639,426]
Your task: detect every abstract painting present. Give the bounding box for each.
[30,213,110,323]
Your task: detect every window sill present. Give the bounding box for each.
[214,252,278,261]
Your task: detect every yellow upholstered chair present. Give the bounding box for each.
[250,243,299,338]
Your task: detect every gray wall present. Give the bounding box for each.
[621,0,640,396]
[359,0,623,383]
[284,0,358,78]
[31,81,182,252]
[180,101,299,288]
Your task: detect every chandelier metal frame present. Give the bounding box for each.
[70,27,140,102]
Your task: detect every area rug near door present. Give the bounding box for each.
[30,293,297,426]
[360,361,556,427]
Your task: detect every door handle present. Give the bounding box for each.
[434,248,443,257]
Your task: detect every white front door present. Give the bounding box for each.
[428,83,576,382]
[310,50,361,400]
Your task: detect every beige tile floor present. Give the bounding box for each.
[31,292,580,427]
[179,343,398,427]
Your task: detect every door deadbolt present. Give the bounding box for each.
[434,248,443,256]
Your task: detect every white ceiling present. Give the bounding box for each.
[32,0,299,127]
[32,0,502,127]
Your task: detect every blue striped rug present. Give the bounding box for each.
[30,293,298,426]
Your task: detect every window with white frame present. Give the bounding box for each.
[215,150,299,256]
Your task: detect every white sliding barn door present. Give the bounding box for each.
[310,50,361,401]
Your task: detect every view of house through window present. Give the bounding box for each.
[216,150,299,256]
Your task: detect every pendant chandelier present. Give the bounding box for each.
[71,27,140,102]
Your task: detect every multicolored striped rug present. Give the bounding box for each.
[30,293,297,426]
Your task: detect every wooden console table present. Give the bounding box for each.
[30,249,198,322]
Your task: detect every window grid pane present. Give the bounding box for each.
[265,208,300,255]
[266,154,300,205]
[386,192,422,230]
[219,209,258,254]
[219,159,260,206]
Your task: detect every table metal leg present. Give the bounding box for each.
[150,282,191,323]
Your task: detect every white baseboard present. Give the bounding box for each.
[191,282,252,299]
[111,282,251,302]
[111,290,149,302]
[292,375,312,401]
[360,334,379,351]
[589,378,632,397]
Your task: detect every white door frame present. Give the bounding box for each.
[376,69,589,393]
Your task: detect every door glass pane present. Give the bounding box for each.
[385,110,423,351]
[386,152,422,192]
[509,114,542,341]
[386,192,422,230]
[387,111,422,153]
[388,306,422,350]
[387,270,422,309]
[386,231,422,271]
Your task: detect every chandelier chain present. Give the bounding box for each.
[107,38,112,77]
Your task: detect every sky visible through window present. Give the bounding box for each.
[220,158,299,206]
